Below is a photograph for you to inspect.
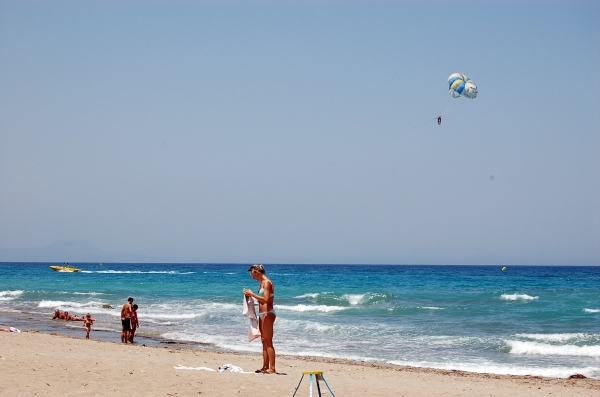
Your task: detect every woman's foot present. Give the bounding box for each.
[255,368,268,373]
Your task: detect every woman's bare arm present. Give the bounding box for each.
[243,280,273,304]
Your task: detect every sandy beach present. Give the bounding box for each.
[1,331,598,397]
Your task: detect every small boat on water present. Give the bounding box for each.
[50,264,80,272]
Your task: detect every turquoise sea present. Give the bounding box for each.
[0,263,598,379]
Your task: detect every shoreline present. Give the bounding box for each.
[1,331,598,397]
[2,263,598,381]
[2,309,599,382]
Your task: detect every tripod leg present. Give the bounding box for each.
[322,376,336,397]
[292,374,304,397]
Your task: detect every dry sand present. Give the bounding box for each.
[0,331,598,397]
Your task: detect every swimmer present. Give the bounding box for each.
[64,312,84,322]
[52,309,64,319]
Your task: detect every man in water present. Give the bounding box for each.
[64,312,84,321]
[121,297,134,343]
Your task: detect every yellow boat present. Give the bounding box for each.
[50,265,80,272]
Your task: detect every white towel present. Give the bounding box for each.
[174,364,216,371]
[243,295,261,342]
[174,364,255,374]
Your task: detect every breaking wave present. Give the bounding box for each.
[500,293,538,301]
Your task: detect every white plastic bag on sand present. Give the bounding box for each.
[218,364,244,373]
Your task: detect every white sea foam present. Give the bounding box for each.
[128,301,238,321]
[0,290,24,297]
[78,307,121,316]
[293,292,388,305]
[0,290,24,301]
[506,340,600,357]
[37,300,122,317]
[119,302,241,323]
[420,306,444,310]
[277,304,348,313]
[80,270,194,275]
[147,303,176,310]
[89,326,119,333]
[139,313,200,320]
[304,322,336,332]
[500,293,539,301]
[388,360,600,379]
[342,294,366,305]
[161,331,231,345]
[584,308,600,313]
[143,318,178,326]
[40,303,119,317]
[515,333,593,343]
[55,291,106,296]
[38,300,107,309]
[198,302,239,312]
[72,292,105,296]
[42,300,209,320]
[278,316,395,338]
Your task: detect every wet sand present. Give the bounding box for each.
[1,331,598,397]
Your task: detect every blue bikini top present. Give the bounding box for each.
[258,285,274,297]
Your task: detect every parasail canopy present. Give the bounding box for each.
[448,72,477,99]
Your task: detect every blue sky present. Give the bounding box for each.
[1,1,598,265]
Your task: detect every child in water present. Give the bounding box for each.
[83,313,95,339]
[129,304,139,343]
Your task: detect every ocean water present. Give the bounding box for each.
[0,263,598,379]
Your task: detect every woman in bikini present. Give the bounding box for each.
[243,264,276,374]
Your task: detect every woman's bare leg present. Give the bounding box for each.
[258,318,268,371]
[261,314,276,373]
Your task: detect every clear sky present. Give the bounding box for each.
[1,1,598,265]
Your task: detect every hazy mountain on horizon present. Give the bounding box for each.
[0,240,158,263]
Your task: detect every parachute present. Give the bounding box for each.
[448,72,477,99]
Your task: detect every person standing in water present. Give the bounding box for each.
[83,313,95,339]
[121,297,134,343]
[129,304,139,343]
[243,264,276,374]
